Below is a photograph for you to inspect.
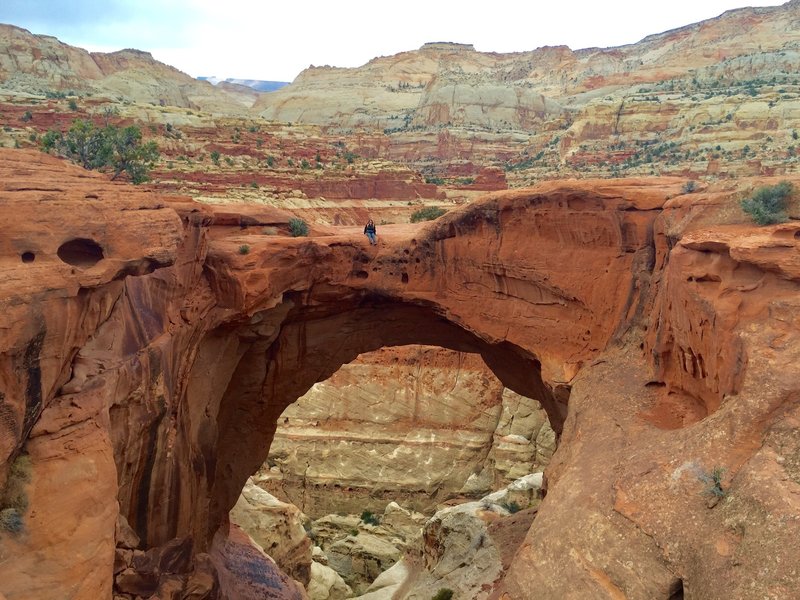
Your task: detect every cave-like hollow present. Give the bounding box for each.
[118,292,567,553]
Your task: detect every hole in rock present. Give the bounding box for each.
[795,230,800,240]
[20,251,35,263]
[668,579,684,599]
[230,345,558,596]
[401,273,409,284]
[353,270,369,279]
[57,238,104,267]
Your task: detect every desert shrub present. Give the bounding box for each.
[40,120,158,184]
[700,466,726,498]
[682,180,697,194]
[68,99,78,111]
[502,500,522,514]
[410,206,447,223]
[288,218,309,237]
[1,454,32,534]
[741,181,794,225]
[20,111,32,122]
[431,589,454,600]
[238,244,250,255]
[0,508,23,533]
[360,510,380,526]
[210,150,220,164]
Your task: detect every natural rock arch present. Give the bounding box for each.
[115,182,662,550]
[2,151,799,600]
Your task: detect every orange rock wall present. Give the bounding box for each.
[0,149,798,599]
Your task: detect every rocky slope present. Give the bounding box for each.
[3,3,800,193]
[0,148,798,599]
[255,2,800,128]
[0,24,257,112]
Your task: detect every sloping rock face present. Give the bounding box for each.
[0,148,798,599]
[254,2,800,128]
[0,24,256,111]
[260,346,553,517]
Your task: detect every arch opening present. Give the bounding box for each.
[118,294,565,554]
[233,344,557,595]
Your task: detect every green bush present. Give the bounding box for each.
[682,180,697,194]
[40,120,158,184]
[410,206,447,223]
[210,150,220,165]
[238,244,250,255]
[741,181,794,225]
[361,510,380,526]
[431,589,454,600]
[502,500,522,514]
[68,99,78,111]
[288,218,309,237]
[20,111,32,122]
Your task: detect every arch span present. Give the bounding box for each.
[11,154,798,599]
[119,181,663,548]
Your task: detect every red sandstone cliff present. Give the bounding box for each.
[0,149,798,599]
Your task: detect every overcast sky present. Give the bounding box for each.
[0,0,786,82]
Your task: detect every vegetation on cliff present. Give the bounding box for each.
[410,206,447,222]
[741,181,794,225]
[41,120,159,184]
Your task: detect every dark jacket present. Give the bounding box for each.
[364,222,376,234]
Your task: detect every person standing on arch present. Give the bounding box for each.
[364,218,377,246]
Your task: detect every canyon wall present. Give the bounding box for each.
[0,149,798,599]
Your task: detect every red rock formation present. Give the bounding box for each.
[0,149,798,599]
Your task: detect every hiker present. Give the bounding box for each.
[364,219,377,245]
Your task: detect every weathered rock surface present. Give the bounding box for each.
[209,526,307,600]
[230,479,312,585]
[254,0,800,128]
[0,148,798,600]
[260,346,553,516]
[303,502,426,594]
[360,473,543,600]
[0,24,257,111]
[307,561,352,600]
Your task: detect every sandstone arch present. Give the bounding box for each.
[1,151,799,599]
